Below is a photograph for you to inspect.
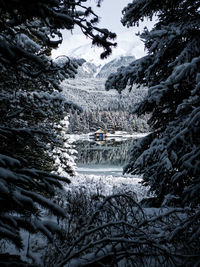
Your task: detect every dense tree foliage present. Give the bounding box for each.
[0,0,116,251]
[106,0,200,207]
[1,0,200,265]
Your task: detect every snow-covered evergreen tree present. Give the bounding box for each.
[0,0,116,254]
[106,0,200,207]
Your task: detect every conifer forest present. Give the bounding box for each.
[0,0,200,266]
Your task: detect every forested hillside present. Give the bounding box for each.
[62,56,149,133]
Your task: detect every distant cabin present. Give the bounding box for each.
[94,129,107,141]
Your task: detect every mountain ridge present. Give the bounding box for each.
[66,38,138,65]
[77,55,135,79]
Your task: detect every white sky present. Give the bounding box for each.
[52,0,155,61]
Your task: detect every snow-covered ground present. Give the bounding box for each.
[66,174,149,202]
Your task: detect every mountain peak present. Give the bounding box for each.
[96,55,135,78]
[66,39,137,66]
[76,55,135,79]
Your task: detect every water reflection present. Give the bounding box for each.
[73,138,138,176]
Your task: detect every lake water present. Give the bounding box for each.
[72,137,139,176]
[68,134,149,201]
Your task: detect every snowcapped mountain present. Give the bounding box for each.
[67,38,138,65]
[96,56,135,78]
[76,55,135,79]
[76,61,101,78]
[60,50,148,133]
[60,44,145,112]
[61,54,146,112]
[55,35,137,78]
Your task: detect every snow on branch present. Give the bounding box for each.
[52,194,198,267]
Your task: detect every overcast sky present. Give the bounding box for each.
[52,0,155,60]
